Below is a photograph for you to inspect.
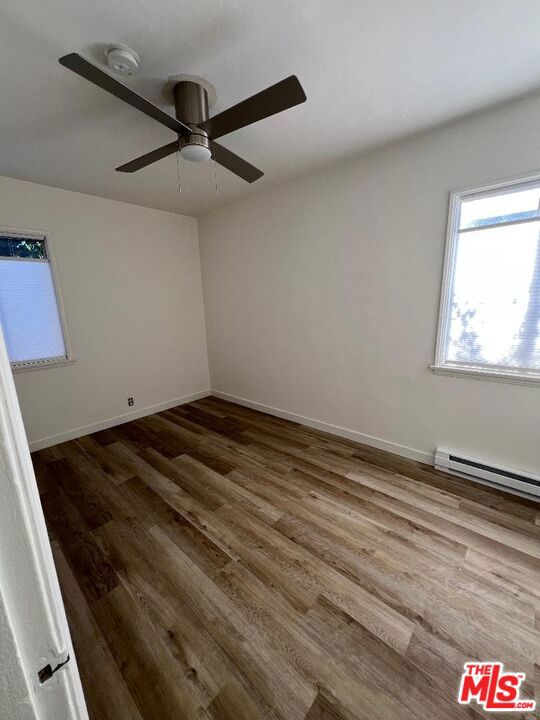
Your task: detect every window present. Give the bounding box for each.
[0,229,72,371]
[433,174,540,385]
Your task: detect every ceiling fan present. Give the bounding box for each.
[58,53,307,183]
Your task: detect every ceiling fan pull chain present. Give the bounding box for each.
[214,159,219,197]
[175,144,183,195]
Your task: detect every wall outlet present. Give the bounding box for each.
[127,397,134,407]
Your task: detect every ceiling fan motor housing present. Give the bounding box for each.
[174,81,212,161]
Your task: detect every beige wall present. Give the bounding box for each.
[199,92,540,475]
[0,176,209,448]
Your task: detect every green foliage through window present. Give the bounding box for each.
[0,235,46,259]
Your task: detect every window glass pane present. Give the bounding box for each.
[446,220,540,370]
[0,259,66,363]
[460,185,540,230]
[0,236,46,259]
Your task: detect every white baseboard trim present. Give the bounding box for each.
[28,389,211,452]
[211,390,433,465]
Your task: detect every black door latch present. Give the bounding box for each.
[38,654,70,684]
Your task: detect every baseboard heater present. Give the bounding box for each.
[435,449,540,501]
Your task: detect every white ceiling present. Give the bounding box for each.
[1,0,540,217]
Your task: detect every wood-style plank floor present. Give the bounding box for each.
[33,397,540,720]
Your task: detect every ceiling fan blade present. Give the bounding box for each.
[212,142,263,183]
[199,76,306,140]
[115,140,179,173]
[59,53,191,135]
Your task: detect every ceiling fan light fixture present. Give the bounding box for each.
[178,131,212,162]
[180,143,212,162]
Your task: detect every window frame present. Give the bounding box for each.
[432,171,540,387]
[0,226,74,373]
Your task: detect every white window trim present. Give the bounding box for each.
[431,171,540,387]
[0,226,75,373]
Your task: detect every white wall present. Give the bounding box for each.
[0,176,209,449]
[0,589,36,720]
[199,92,540,475]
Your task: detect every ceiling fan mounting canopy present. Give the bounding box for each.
[58,52,307,182]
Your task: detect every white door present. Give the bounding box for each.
[0,325,88,719]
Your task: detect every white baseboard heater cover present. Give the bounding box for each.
[435,449,540,501]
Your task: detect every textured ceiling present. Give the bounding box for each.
[1,0,540,216]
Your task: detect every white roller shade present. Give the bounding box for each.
[0,256,67,365]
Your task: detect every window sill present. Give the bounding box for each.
[12,358,75,374]
[431,364,540,387]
